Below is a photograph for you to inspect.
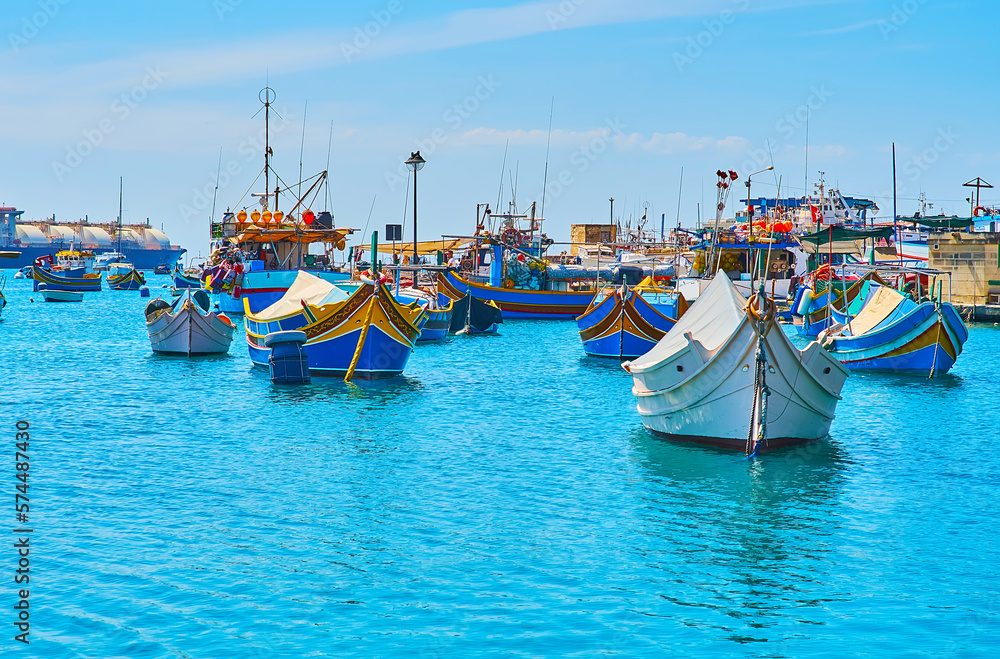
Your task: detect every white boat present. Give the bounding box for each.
[624,272,849,453]
[145,289,235,355]
[94,251,127,271]
[38,284,83,303]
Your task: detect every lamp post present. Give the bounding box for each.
[405,151,426,273]
[746,166,774,291]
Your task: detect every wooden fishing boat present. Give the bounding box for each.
[577,279,687,359]
[794,269,886,337]
[107,263,146,290]
[153,264,171,275]
[31,265,101,292]
[441,270,592,319]
[145,289,235,355]
[436,272,501,334]
[624,272,848,454]
[243,270,427,380]
[38,284,83,302]
[818,284,968,376]
[172,264,203,289]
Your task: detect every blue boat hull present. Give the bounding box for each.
[825,302,968,375]
[442,271,593,320]
[32,266,101,292]
[577,288,682,359]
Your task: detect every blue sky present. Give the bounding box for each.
[1,0,995,256]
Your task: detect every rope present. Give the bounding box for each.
[344,286,378,382]
[746,295,773,458]
[929,306,944,378]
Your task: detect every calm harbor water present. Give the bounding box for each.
[2,272,999,658]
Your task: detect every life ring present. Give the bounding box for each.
[974,206,988,217]
[501,227,522,247]
[460,259,474,272]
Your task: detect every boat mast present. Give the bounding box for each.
[117,176,123,256]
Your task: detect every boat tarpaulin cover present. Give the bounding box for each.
[842,285,906,336]
[911,217,974,229]
[450,294,502,333]
[631,271,746,368]
[255,271,350,320]
[799,226,896,246]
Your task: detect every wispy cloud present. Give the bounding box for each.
[2,0,853,95]
[801,18,882,36]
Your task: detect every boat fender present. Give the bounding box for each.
[795,289,814,316]
[232,285,242,298]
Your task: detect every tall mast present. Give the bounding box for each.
[117,176,123,255]
[260,86,274,211]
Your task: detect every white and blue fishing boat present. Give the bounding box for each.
[817,269,968,376]
[243,266,427,380]
[173,264,203,289]
[576,279,687,360]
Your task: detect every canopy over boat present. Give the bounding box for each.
[799,226,895,246]
[233,227,353,245]
[255,271,350,320]
[909,216,974,230]
[375,238,470,256]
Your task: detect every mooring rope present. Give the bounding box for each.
[746,295,774,458]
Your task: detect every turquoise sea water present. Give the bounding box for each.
[2,272,999,658]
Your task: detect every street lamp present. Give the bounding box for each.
[746,166,774,291]
[405,151,426,271]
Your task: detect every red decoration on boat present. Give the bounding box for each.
[303,210,315,225]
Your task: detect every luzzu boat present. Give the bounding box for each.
[173,265,203,290]
[32,264,101,292]
[107,263,146,290]
[243,271,427,380]
[818,278,968,376]
[624,272,849,453]
[576,278,688,360]
[441,270,594,319]
[794,269,885,337]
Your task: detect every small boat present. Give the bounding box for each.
[107,263,146,290]
[153,264,171,275]
[37,284,83,303]
[624,272,849,454]
[436,272,502,334]
[576,278,687,359]
[145,289,236,356]
[0,274,7,316]
[172,264,204,289]
[32,265,101,292]
[93,251,127,271]
[818,281,969,376]
[243,270,427,380]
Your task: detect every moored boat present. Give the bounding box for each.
[436,271,502,334]
[107,263,146,290]
[38,284,84,302]
[577,279,687,359]
[173,264,204,290]
[32,264,101,292]
[243,269,427,380]
[145,289,235,356]
[817,273,968,376]
[624,272,849,453]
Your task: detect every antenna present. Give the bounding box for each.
[804,107,810,197]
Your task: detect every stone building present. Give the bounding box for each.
[928,232,1000,305]
[569,224,616,256]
